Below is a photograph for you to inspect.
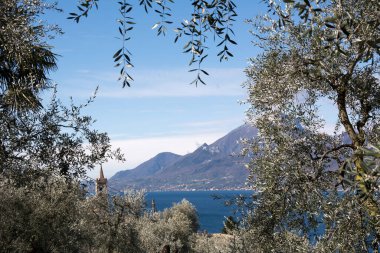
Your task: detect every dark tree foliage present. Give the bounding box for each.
[0,88,124,185]
[0,0,123,185]
[0,0,60,111]
[221,215,238,234]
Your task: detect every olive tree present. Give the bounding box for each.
[0,88,124,185]
[242,0,380,251]
[82,190,146,253]
[0,177,89,252]
[82,195,199,253]
[138,199,199,253]
[0,2,125,249]
[0,86,126,252]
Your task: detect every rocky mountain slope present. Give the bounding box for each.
[109,124,257,191]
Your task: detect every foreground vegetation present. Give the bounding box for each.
[0,179,201,252]
[1,0,379,252]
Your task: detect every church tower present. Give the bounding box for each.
[95,165,108,195]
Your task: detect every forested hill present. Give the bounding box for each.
[109,124,257,191]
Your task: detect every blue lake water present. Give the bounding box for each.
[146,190,252,233]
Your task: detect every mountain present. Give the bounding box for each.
[110,152,181,191]
[109,124,257,191]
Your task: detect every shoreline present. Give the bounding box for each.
[144,188,253,193]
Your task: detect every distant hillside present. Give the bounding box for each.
[109,124,257,191]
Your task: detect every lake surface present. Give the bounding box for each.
[146,190,252,233]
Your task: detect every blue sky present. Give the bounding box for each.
[45,1,337,179]
[43,1,266,178]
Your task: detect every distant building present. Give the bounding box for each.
[95,165,108,195]
[151,199,157,213]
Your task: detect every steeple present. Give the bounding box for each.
[95,165,108,195]
[99,165,105,179]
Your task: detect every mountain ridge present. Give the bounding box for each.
[109,124,257,191]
